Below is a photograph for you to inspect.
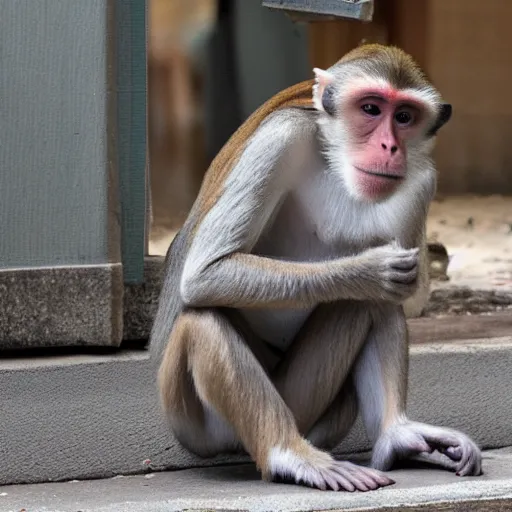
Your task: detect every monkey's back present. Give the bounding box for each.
[150,81,317,366]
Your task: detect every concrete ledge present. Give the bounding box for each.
[123,256,164,341]
[2,338,512,485]
[0,264,123,349]
[2,449,512,511]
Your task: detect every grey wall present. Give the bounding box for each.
[0,0,115,268]
[203,0,310,162]
[234,0,310,119]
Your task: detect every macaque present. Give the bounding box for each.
[150,44,482,492]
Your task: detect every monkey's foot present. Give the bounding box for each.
[266,445,394,491]
[371,420,482,477]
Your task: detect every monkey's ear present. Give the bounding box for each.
[427,103,452,137]
[313,68,336,115]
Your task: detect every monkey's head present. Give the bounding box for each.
[313,44,451,203]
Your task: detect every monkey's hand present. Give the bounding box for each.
[353,243,419,303]
[371,420,482,477]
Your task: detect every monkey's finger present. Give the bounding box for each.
[389,261,418,275]
[420,430,462,454]
[330,471,356,492]
[411,441,433,455]
[418,430,479,476]
[321,472,340,491]
[442,446,463,461]
[346,471,379,490]
[473,455,483,476]
[391,263,417,272]
[305,474,327,491]
[332,465,391,491]
[389,269,418,285]
[426,440,460,459]
[411,451,457,472]
[343,461,394,484]
[356,466,395,487]
[349,479,371,492]
[295,467,327,491]
[455,444,481,477]
[336,470,370,492]
[344,466,394,491]
[456,455,479,477]
[391,249,419,267]
[332,463,374,491]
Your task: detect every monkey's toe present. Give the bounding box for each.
[332,461,395,491]
[268,458,394,492]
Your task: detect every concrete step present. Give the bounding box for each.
[2,448,512,512]
[2,337,512,486]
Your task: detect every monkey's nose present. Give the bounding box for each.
[381,143,398,154]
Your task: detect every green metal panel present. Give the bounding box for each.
[0,0,112,268]
[116,0,147,284]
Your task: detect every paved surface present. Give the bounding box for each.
[2,448,512,512]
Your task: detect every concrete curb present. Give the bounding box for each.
[2,338,512,485]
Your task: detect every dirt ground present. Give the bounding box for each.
[149,195,512,294]
[427,195,512,291]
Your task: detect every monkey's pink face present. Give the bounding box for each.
[345,86,432,201]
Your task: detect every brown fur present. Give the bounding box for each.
[194,79,315,225]
[339,44,432,91]
[159,301,373,477]
[158,308,302,472]
[272,301,371,435]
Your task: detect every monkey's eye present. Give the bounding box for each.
[361,104,381,116]
[395,111,413,125]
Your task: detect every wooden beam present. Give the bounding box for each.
[408,312,512,345]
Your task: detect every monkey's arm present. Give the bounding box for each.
[353,302,481,477]
[403,225,430,318]
[181,111,417,309]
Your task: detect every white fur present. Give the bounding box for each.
[242,147,434,349]
[268,446,318,486]
[312,68,334,112]
[203,404,238,448]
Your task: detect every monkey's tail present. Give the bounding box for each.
[148,224,189,372]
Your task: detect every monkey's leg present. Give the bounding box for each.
[158,310,240,458]
[159,308,393,491]
[306,381,359,451]
[273,301,370,437]
[271,301,397,490]
[229,308,361,452]
[352,304,482,477]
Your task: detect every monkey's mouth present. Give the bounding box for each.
[355,167,403,181]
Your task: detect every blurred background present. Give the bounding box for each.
[148,0,512,295]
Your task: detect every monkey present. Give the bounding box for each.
[150,44,482,492]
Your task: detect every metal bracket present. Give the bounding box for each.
[262,0,374,22]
